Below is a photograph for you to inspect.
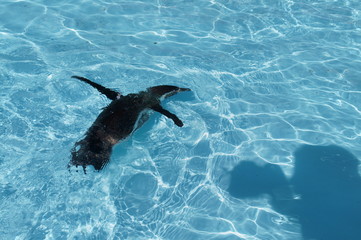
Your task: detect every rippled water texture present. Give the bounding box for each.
[1,0,361,239]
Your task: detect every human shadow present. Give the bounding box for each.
[228,145,361,240]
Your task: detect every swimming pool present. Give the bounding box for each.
[1,0,361,239]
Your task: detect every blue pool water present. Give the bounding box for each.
[1,0,361,239]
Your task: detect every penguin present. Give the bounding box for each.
[69,76,190,172]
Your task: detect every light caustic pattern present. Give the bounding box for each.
[1,0,361,239]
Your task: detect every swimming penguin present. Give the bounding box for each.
[69,76,190,172]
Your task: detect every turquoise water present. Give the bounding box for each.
[1,0,361,239]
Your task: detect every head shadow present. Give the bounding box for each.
[227,145,361,240]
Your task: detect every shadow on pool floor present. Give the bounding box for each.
[228,144,361,240]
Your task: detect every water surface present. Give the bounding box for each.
[1,0,361,239]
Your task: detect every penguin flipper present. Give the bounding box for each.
[151,104,183,127]
[72,76,120,100]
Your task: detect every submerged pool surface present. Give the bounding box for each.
[1,0,361,239]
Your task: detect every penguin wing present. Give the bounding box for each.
[151,104,183,127]
[72,76,120,101]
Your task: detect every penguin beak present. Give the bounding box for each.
[179,87,191,92]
